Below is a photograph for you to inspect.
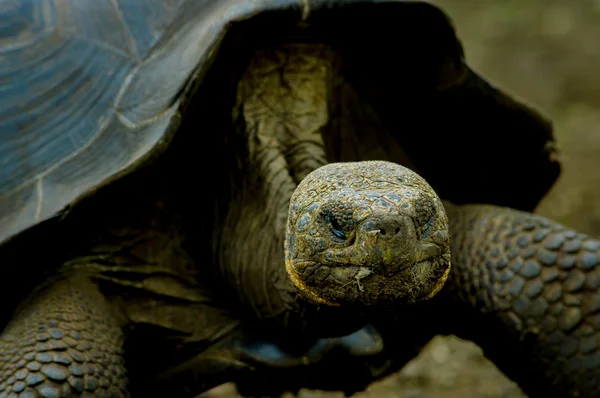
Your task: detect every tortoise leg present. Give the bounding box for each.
[0,275,128,397]
[444,202,600,397]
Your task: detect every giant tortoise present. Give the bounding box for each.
[1,1,599,397]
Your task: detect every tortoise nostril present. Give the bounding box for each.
[376,227,402,236]
[361,217,404,239]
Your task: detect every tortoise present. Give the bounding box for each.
[1,0,599,397]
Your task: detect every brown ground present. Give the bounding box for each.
[203,1,600,397]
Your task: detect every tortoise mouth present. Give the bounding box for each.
[285,257,450,307]
[285,259,341,306]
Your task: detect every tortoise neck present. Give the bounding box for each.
[217,43,336,328]
[232,43,336,230]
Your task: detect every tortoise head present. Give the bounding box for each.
[284,160,451,307]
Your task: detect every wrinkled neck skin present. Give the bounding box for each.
[216,43,369,336]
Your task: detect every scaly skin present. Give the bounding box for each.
[0,276,128,397]
[285,161,451,307]
[444,203,600,397]
[0,190,242,397]
[217,43,336,331]
[224,43,600,396]
[218,43,451,335]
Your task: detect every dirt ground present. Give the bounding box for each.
[203,1,600,397]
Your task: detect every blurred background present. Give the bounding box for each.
[205,0,600,396]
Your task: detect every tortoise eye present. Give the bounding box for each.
[325,212,347,240]
[330,226,347,240]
